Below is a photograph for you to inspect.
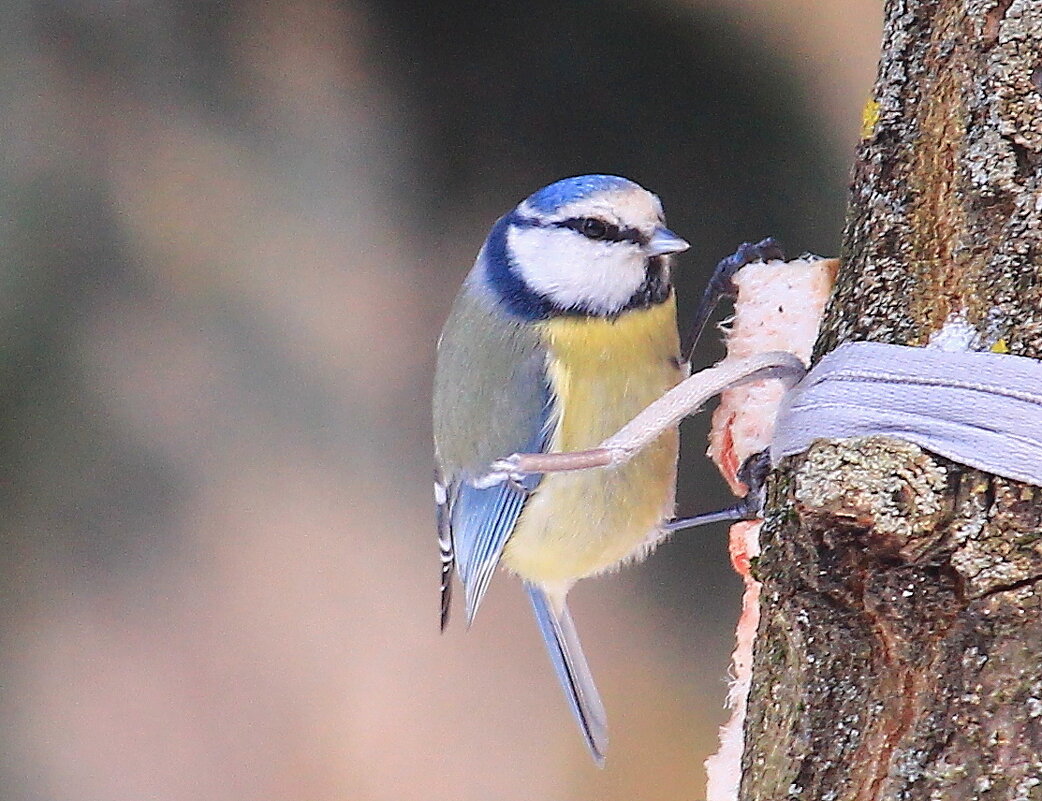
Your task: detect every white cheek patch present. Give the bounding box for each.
[507,225,646,315]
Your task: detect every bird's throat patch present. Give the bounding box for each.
[537,291,679,371]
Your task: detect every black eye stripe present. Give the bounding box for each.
[510,215,649,246]
[556,217,647,245]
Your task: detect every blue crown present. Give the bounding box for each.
[524,175,638,214]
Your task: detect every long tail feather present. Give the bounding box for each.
[526,584,608,765]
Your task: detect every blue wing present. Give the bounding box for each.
[449,389,551,625]
[433,279,554,629]
[452,480,528,623]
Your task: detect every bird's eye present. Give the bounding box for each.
[581,218,615,240]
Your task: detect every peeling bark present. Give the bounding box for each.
[741,2,1042,799]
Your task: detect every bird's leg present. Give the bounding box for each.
[492,448,615,477]
[664,451,770,532]
[685,237,785,360]
[491,351,805,480]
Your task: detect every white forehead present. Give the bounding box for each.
[521,186,665,228]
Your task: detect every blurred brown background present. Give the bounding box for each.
[0,1,881,798]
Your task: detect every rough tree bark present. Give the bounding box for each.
[742,2,1042,800]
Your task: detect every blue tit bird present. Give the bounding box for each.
[433,175,689,764]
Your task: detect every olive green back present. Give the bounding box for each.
[433,279,549,478]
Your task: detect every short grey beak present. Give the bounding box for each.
[646,227,690,257]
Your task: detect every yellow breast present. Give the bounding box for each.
[501,295,684,587]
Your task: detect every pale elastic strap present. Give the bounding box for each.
[771,341,1042,487]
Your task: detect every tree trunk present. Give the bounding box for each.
[741,2,1042,799]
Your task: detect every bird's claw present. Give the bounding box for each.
[489,453,522,477]
[733,237,785,267]
[485,454,533,492]
[687,238,787,358]
[717,238,787,292]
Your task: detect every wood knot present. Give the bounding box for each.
[792,437,949,560]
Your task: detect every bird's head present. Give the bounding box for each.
[480,175,689,320]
